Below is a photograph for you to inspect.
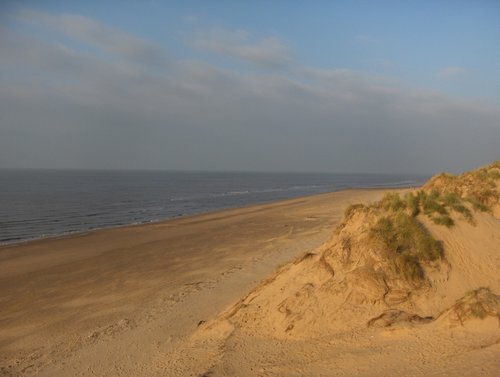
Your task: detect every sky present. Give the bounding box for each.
[1,1,499,174]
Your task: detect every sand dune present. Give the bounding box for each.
[181,163,500,376]
[1,163,499,376]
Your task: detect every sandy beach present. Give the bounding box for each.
[0,189,388,376]
[2,161,500,377]
[3,2,499,375]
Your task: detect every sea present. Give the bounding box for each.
[0,170,428,245]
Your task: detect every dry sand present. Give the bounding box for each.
[0,189,389,376]
[180,179,500,377]
[2,184,499,377]
[188,210,500,377]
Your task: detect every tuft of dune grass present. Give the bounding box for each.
[449,287,500,322]
[424,160,500,213]
[336,161,499,283]
[370,211,443,282]
[344,203,366,219]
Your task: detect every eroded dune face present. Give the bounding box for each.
[187,162,500,376]
[210,209,499,338]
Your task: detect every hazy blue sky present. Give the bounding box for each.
[1,1,499,174]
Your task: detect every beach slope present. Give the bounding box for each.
[181,162,500,376]
[0,189,387,376]
[2,163,499,376]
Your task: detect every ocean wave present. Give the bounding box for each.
[0,170,427,246]
[169,185,331,202]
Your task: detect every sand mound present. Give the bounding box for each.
[424,160,500,211]
[437,287,500,327]
[188,162,500,375]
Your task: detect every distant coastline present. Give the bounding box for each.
[0,187,419,249]
[0,170,427,246]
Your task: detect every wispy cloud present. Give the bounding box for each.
[1,10,499,173]
[438,66,466,79]
[189,28,292,69]
[17,9,168,66]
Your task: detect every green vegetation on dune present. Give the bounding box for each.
[465,197,490,213]
[451,287,500,321]
[431,215,454,227]
[339,161,499,283]
[343,203,366,219]
[370,211,443,281]
[440,192,472,219]
[377,179,490,228]
[424,160,500,213]
[404,192,420,217]
[379,192,406,212]
[420,190,448,215]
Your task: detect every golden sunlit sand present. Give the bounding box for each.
[182,162,500,376]
[1,189,387,376]
[3,2,500,376]
[1,163,499,376]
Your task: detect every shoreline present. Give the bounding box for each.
[0,185,415,250]
[0,187,395,375]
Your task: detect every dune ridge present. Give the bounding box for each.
[184,162,500,376]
